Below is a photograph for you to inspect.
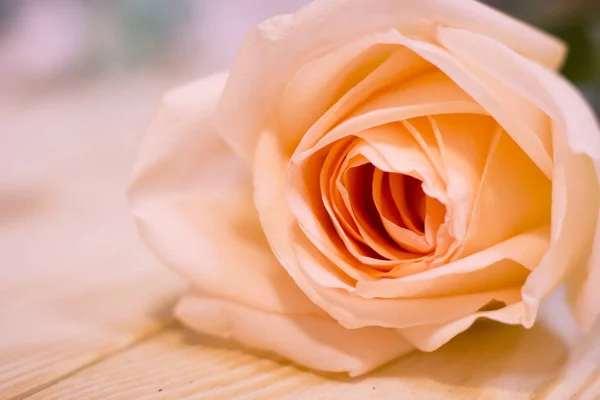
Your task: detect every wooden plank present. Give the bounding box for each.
[0,267,181,400]
[0,71,188,399]
[28,293,600,400]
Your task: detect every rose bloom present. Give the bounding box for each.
[129,0,600,375]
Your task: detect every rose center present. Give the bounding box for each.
[340,161,440,261]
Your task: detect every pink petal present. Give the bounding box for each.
[436,27,600,330]
[176,294,413,377]
[215,0,565,162]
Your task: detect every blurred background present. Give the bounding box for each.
[0,0,598,109]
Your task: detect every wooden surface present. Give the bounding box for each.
[1,71,599,400]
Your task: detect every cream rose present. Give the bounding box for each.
[129,0,600,375]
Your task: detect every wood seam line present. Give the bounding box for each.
[11,319,179,400]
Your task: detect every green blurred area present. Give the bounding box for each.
[484,0,600,112]
[90,0,190,71]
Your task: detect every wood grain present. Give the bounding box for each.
[0,72,186,399]
[28,311,600,400]
[0,71,598,399]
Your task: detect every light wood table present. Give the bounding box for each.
[1,72,598,400]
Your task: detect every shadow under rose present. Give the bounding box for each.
[370,320,568,393]
[178,322,347,378]
[179,314,568,396]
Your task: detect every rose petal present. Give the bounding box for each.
[355,226,549,298]
[257,127,524,330]
[372,169,434,253]
[400,302,526,351]
[216,0,565,162]
[436,27,600,158]
[289,119,449,273]
[384,31,553,178]
[129,73,316,314]
[523,127,599,328]
[294,230,524,329]
[321,139,378,262]
[255,126,362,305]
[279,32,417,149]
[326,141,365,244]
[435,27,600,329]
[294,69,485,162]
[571,208,600,331]
[355,122,444,198]
[286,72,482,274]
[292,41,433,156]
[176,294,413,376]
[426,114,497,241]
[461,126,552,257]
[342,162,411,261]
[401,117,447,189]
[290,143,378,282]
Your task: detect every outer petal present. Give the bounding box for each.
[176,294,412,376]
[215,0,565,162]
[401,302,526,351]
[574,208,600,331]
[395,28,600,349]
[435,27,600,330]
[128,73,412,375]
[356,227,548,299]
[128,73,312,314]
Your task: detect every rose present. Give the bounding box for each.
[128,0,600,376]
